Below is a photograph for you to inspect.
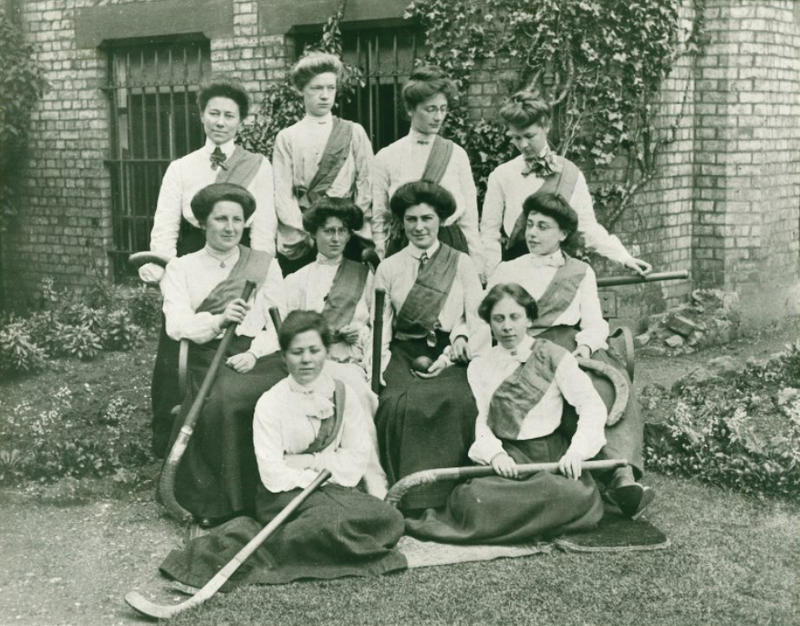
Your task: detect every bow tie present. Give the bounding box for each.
[210,146,228,170]
[521,152,560,178]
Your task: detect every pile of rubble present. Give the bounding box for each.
[636,289,741,356]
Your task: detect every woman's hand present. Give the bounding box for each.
[572,344,592,359]
[623,256,653,276]
[450,336,472,364]
[413,355,449,379]
[557,449,584,480]
[337,323,361,345]
[219,298,250,327]
[490,452,519,479]
[226,351,256,373]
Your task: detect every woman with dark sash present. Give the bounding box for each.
[407,284,605,543]
[479,91,651,279]
[141,76,277,457]
[161,182,286,527]
[372,66,483,272]
[159,311,407,588]
[374,180,486,512]
[486,191,653,518]
[273,52,373,276]
[284,196,387,497]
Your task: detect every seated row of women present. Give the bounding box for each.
[154,178,653,588]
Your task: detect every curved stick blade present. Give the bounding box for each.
[125,590,188,620]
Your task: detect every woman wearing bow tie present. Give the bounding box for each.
[485,191,654,519]
[479,91,651,279]
[140,77,277,457]
[371,66,483,272]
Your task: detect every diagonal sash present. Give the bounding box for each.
[196,246,272,315]
[295,117,354,210]
[421,135,454,185]
[530,256,588,331]
[321,259,369,332]
[302,379,346,454]
[487,339,566,440]
[395,244,460,340]
[504,156,581,254]
[216,146,264,190]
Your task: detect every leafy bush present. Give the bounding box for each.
[0,277,158,376]
[0,386,152,486]
[644,343,800,501]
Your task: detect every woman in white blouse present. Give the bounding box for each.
[407,283,605,543]
[487,191,653,519]
[160,311,406,588]
[373,181,486,512]
[160,182,287,528]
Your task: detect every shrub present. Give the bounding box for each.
[0,386,153,486]
[645,342,800,502]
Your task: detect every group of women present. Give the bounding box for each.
[142,52,654,588]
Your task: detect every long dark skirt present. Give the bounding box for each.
[406,432,603,544]
[169,336,287,520]
[537,325,644,478]
[159,483,407,589]
[375,336,478,511]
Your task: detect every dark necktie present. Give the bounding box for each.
[418,251,429,272]
[210,146,228,170]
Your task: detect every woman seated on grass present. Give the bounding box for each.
[284,196,386,496]
[406,283,605,543]
[486,191,653,518]
[373,180,485,512]
[160,182,287,528]
[160,311,406,587]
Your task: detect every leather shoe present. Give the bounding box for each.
[607,483,655,519]
[198,516,227,529]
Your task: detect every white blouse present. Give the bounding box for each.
[373,241,487,372]
[488,250,609,353]
[160,246,286,358]
[273,114,373,254]
[480,154,634,276]
[371,129,482,267]
[149,138,276,257]
[284,254,374,366]
[467,335,607,465]
[253,373,372,493]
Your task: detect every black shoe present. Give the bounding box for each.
[198,516,227,529]
[607,483,655,519]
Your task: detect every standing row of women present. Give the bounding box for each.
[143,52,655,588]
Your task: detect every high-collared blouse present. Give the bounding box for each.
[479,153,634,276]
[284,253,374,366]
[149,138,276,257]
[252,373,372,492]
[373,241,487,372]
[487,250,609,353]
[371,129,482,266]
[272,114,373,252]
[160,246,286,358]
[467,335,607,465]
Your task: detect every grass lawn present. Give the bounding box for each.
[166,473,799,626]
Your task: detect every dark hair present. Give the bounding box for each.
[478,283,539,324]
[197,76,249,120]
[290,52,343,90]
[302,196,364,234]
[190,182,256,224]
[402,65,458,111]
[278,310,332,352]
[389,180,456,221]
[521,190,583,255]
[499,91,550,129]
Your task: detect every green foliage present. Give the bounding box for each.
[238,1,364,158]
[405,0,700,222]
[0,277,157,376]
[645,343,800,502]
[0,386,152,486]
[0,7,48,225]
